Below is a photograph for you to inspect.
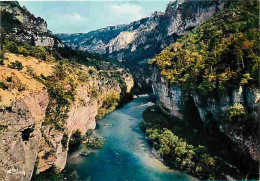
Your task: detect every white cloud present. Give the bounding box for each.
[110,3,143,20]
[72,13,82,20]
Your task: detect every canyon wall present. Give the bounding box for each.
[0,54,133,181]
[57,0,225,87]
[0,2,134,181]
[151,66,260,161]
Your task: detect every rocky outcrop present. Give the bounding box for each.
[0,1,62,47]
[36,72,133,173]
[0,2,134,180]
[151,66,260,161]
[152,66,184,118]
[192,87,260,161]
[57,0,225,62]
[0,65,49,181]
[56,0,225,88]
[0,51,134,181]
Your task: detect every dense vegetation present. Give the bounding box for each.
[150,0,259,98]
[142,106,258,180]
[0,2,134,180]
[145,1,259,179]
[1,38,130,129]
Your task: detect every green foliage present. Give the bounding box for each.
[225,104,247,122]
[85,137,105,149]
[17,46,29,56]
[0,50,4,65]
[96,92,120,119]
[6,76,12,82]
[141,107,221,180]
[3,40,55,61]
[69,130,83,150]
[76,70,90,82]
[80,148,91,156]
[4,41,18,53]
[142,120,217,179]
[0,82,8,90]
[40,60,76,131]
[151,0,259,98]
[8,60,23,70]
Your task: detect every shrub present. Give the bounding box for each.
[76,71,90,82]
[45,54,56,62]
[6,76,12,82]
[151,0,259,97]
[0,82,8,90]
[4,41,18,53]
[0,50,4,65]
[85,137,105,149]
[8,60,23,70]
[141,109,218,180]
[225,104,247,122]
[80,148,90,156]
[30,46,47,60]
[18,46,29,56]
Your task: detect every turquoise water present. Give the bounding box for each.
[67,97,197,181]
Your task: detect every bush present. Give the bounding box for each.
[85,137,105,149]
[6,76,12,82]
[0,82,8,90]
[18,46,29,56]
[80,148,90,156]
[8,60,23,70]
[0,50,4,65]
[225,104,247,122]
[30,46,47,60]
[151,0,259,97]
[4,41,18,53]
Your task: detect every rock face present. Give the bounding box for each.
[36,72,133,173]
[57,0,225,87]
[0,1,62,47]
[0,2,134,181]
[57,0,224,61]
[0,55,133,181]
[0,65,49,181]
[152,67,184,118]
[151,66,260,161]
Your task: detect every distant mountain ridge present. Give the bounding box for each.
[56,0,225,64]
[56,0,225,88]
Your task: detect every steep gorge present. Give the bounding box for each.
[1,0,259,180]
[149,0,259,179]
[57,0,226,88]
[0,2,133,181]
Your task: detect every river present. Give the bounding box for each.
[67,97,197,181]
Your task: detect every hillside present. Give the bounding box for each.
[0,2,133,181]
[148,0,259,179]
[57,0,226,88]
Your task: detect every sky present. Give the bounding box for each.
[19,1,170,34]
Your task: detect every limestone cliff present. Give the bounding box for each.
[152,66,260,161]
[0,55,50,181]
[0,1,62,47]
[57,0,225,62]
[57,0,225,87]
[0,2,134,181]
[0,52,133,181]
[150,0,259,164]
